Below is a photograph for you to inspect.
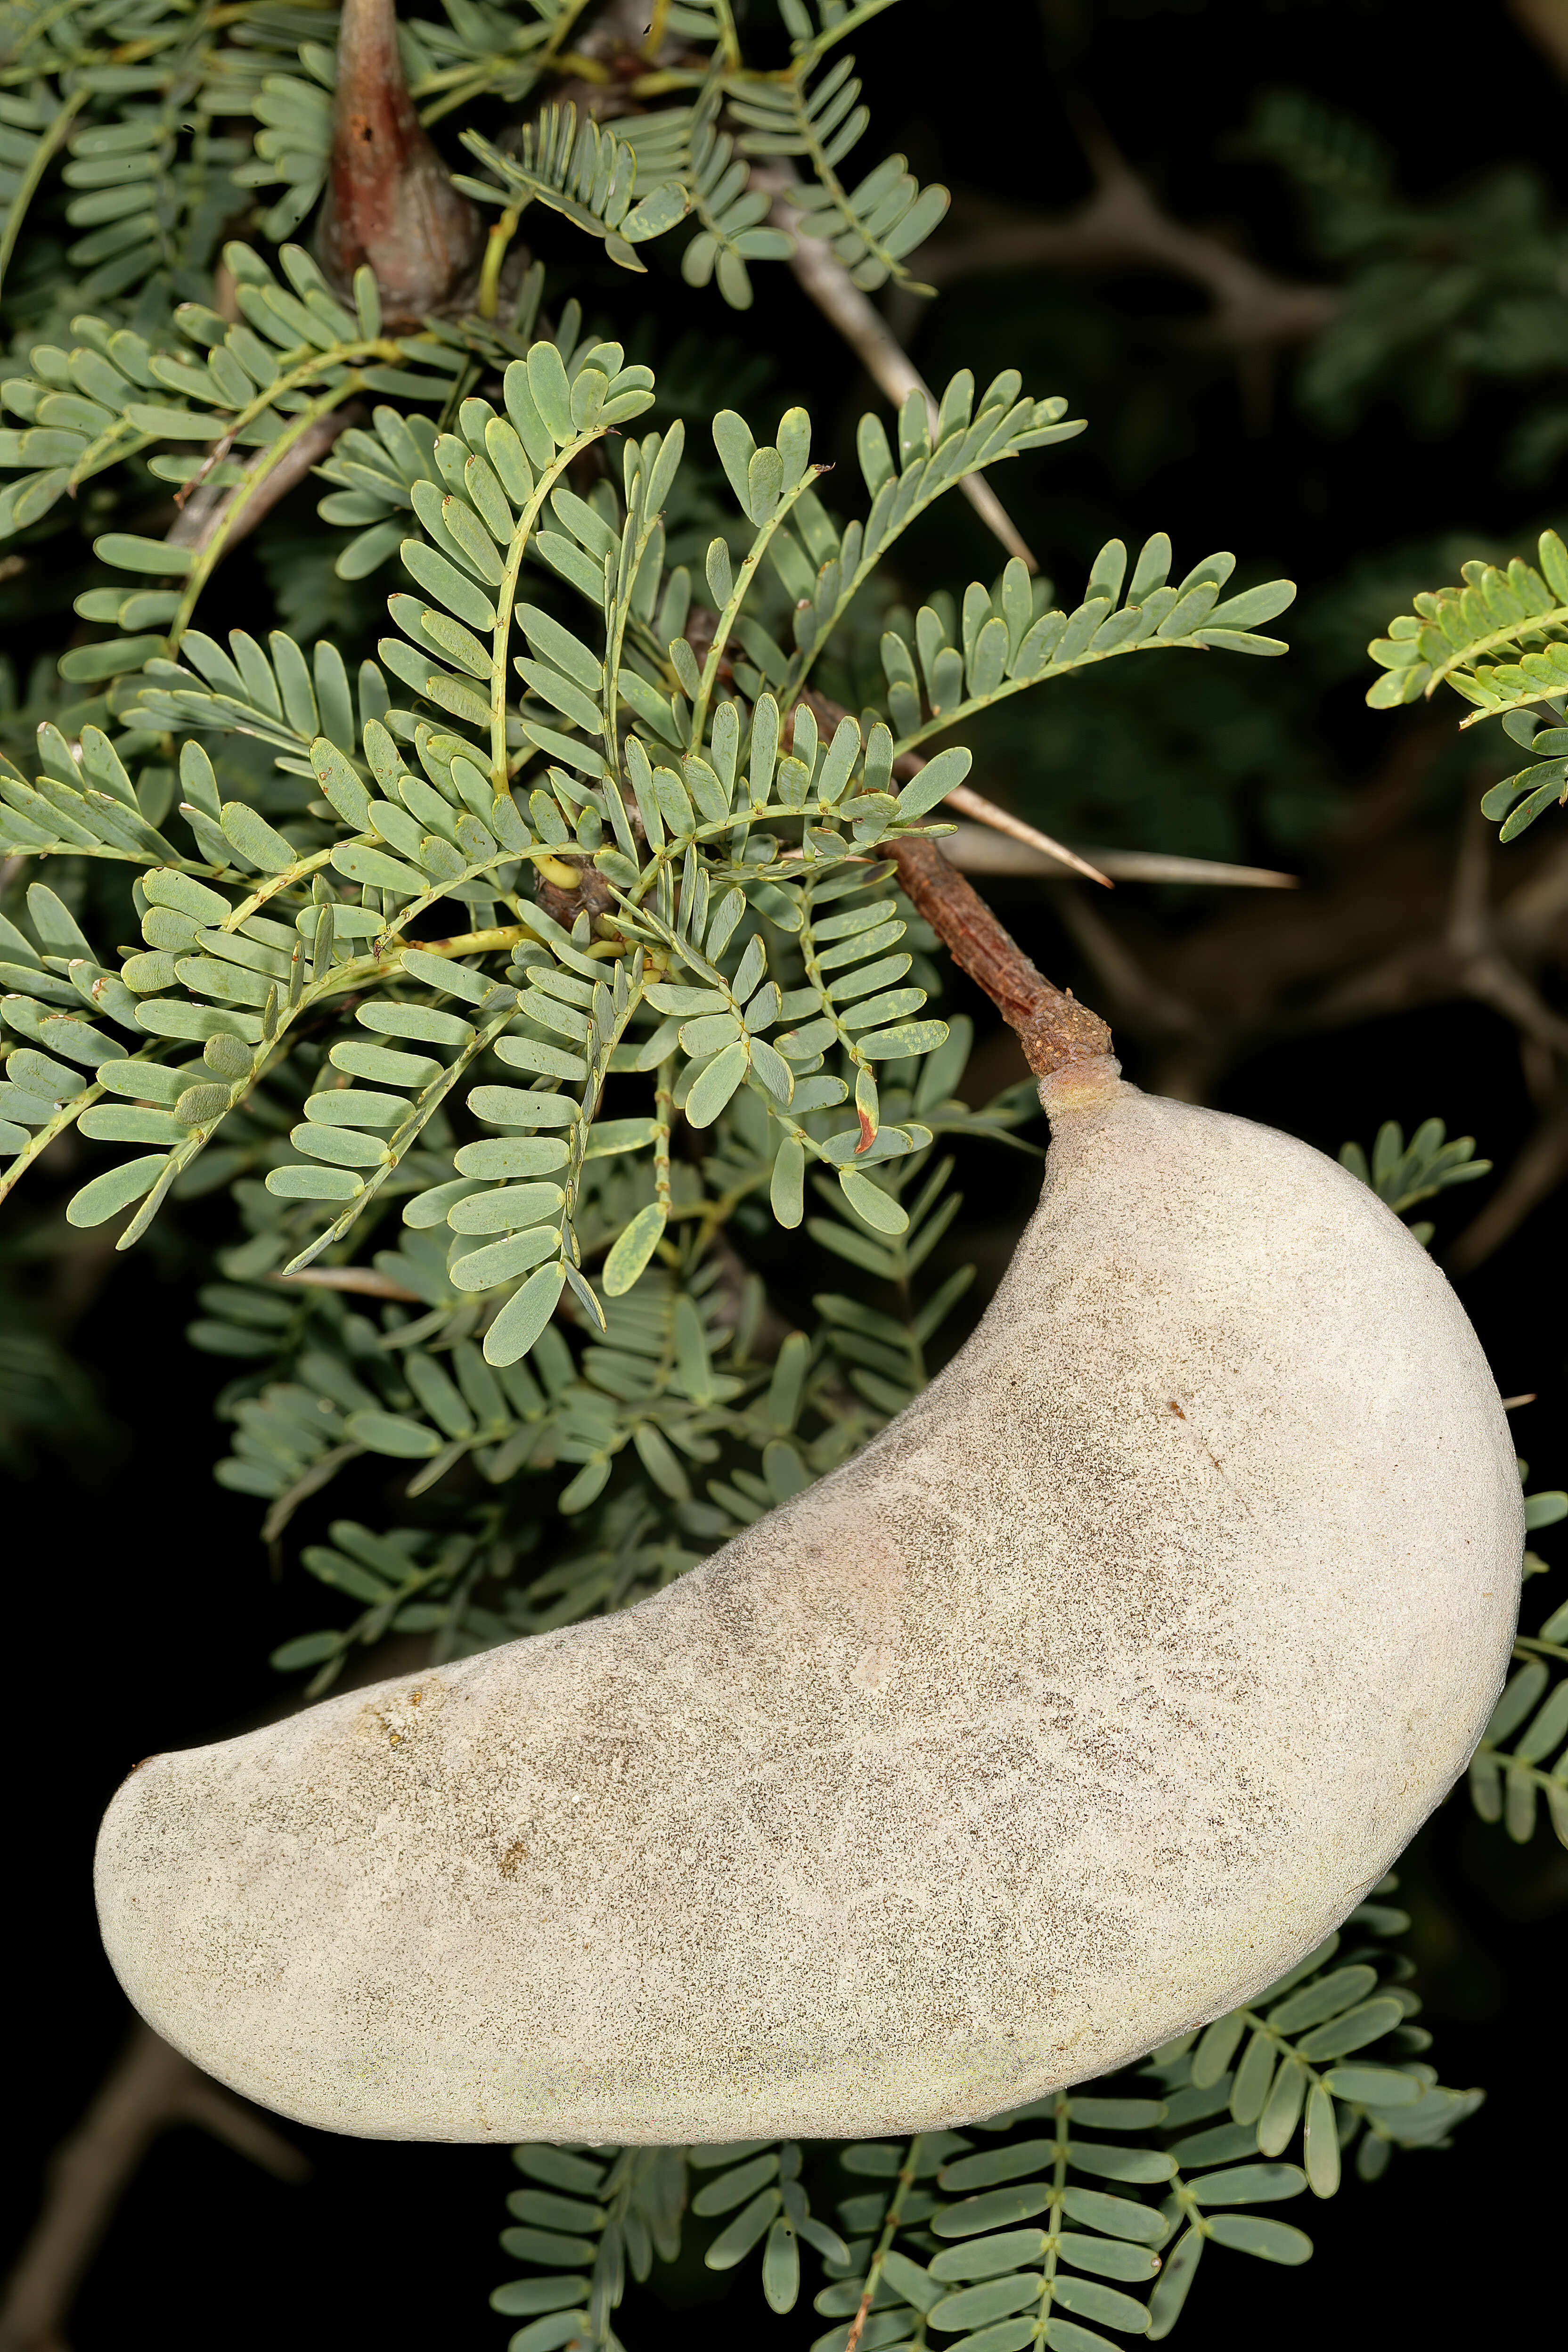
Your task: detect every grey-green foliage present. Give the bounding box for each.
[1471,1625,1568,1848]
[0,0,305,309]
[1338,1115,1490,1244]
[1365,529,1568,840]
[482,1889,1478,2352]
[455,103,693,277]
[877,532,1293,763]
[1470,1482,1568,1848]
[0,233,471,551]
[0,262,1290,1413]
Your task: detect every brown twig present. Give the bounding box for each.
[890,832,1111,1077]
[0,2023,308,2352]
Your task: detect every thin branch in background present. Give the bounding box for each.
[166,408,359,558]
[1447,1084,1568,1274]
[752,164,1039,571]
[270,1266,422,1298]
[902,99,1337,366]
[1509,0,1568,76]
[1455,933,1568,1061]
[0,2023,308,2352]
[941,822,1297,889]
[911,173,1338,350]
[1446,800,1568,1061]
[1519,1030,1559,1106]
[1496,831,1568,958]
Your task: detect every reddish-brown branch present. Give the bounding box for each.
[890,833,1112,1077]
[317,0,482,327]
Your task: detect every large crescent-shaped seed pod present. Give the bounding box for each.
[94,1050,1520,2143]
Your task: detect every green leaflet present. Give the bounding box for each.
[603,1203,667,1295]
[685,1041,749,1127]
[65,1152,166,1226]
[448,1182,566,1233]
[485,1261,566,1367]
[1204,2213,1313,2265]
[940,2140,1057,2194]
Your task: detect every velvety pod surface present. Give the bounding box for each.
[95,1075,1521,2142]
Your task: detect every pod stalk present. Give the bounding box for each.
[890,834,1114,1079]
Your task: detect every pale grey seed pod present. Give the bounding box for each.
[95,1062,1520,2142]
